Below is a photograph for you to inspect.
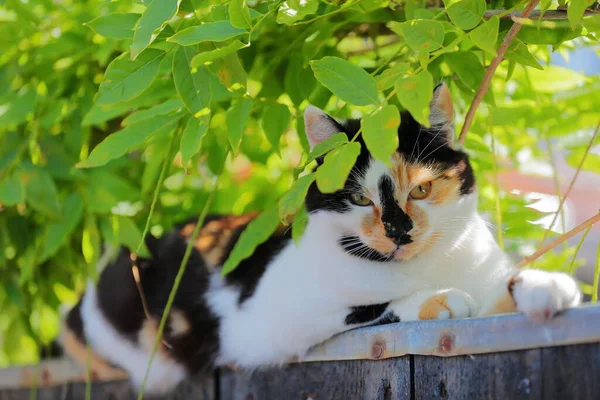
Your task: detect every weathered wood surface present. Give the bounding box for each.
[1,305,599,399]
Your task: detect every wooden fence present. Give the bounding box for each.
[2,305,600,399]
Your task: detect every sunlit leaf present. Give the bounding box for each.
[229,0,252,29]
[470,16,499,55]
[361,105,400,166]
[95,50,165,106]
[376,62,409,91]
[444,0,486,31]
[262,103,291,153]
[85,13,141,39]
[279,173,315,219]
[168,21,247,45]
[392,20,445,53]
[180,115,210,166]
[307,132,348,163]
[226,98,253,153]
[316,142,361,193]
[292,205,309,246]
[173,46,212,117]
[77,114,181,168]
[395,71,434,127]
[310,57,379,106]
[568,0,587,30]
[277,0,319,25]
[190,40,248,68]
[131,0,180,59]
[222,207,280,274]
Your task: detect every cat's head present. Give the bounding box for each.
[304,83,476,262]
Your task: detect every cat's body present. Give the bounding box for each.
[62,85,581,395]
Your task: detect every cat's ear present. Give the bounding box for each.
[304,105,341,149]
[429,82,455,143]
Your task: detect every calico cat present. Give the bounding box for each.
[61,84,581,395]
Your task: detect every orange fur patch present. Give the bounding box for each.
[418,293,451,320]
[169,309,191,336]
[61,324,127,381]
[138,319,169,356]
[485,291,517,316]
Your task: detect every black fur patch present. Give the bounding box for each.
[378,175,413,241]
[345,302,390,325]
[222,225,292,304]
[92,232,220,374]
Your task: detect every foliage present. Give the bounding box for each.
[1,0,600,366]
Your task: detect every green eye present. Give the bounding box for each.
[350,193,373,206]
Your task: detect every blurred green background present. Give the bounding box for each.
[0,0,599,367]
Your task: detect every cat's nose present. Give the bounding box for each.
[385,227,413,246]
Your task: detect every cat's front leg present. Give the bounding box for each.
[509,269,582,320]
[387,288,477,322]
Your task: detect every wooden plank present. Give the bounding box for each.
[413,350,542,400]
[541,343,600,399]
[219,357,410,400]
[70,380,134,400]
[0,385,69,400]
[304,304,600,362]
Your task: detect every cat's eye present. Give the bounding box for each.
[409,182,432,200]
[349,193,373,206]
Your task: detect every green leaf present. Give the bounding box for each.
[130,0,180,60]
[361,105,400,167]
[226,98,253,153]
[307,132,348,163]
[568,0,587,30]
[376,62,410,91]
[190,40,248,68]
[310,57,379,106]
[285,55,317,106]
[505,39,543,70]
[207,53,248,89]
[114,216,150,257]
[180,115,209,166]
[277,0,319,25]
[22,167,61,218]
[316,142,361,193]
[82,214,101,268]
[279,173,316,219]
[37,193,84,263]
[0,173,25,206]
[85,13,141,39]
[392,20,445,53]
[445,52,484,91]
[95,49,164,106]
[469,16,499,55]
[583,14,600,35]
[173,46,212,117]
[566,151,600,173]
[77,114,180,168]
[262,103,291,153]
[168,21,247,46]
[0,90,36,126]
[122,99,183,126]
[395,71,434,127]
[292,205,309,246]
[222,207,280,274]
[229,0,252,29]
[444,0,486,31]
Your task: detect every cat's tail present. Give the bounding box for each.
[59,294,128,381]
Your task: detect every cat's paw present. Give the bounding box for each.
[418,289,476,320]
[510,269,581,321]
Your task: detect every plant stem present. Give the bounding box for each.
[136,169,225,400]
[569,225,592,275]
[594,238,600,303]
[517,212,600,268]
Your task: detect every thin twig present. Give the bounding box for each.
[517,212,600,268]
[538,121,600,246]
[428,8,600,20]
[458,0,540,146]
[569,225,593,275]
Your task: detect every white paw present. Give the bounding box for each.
[511,270,582,321]
[444,289,477,319]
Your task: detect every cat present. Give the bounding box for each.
[61,83,582,395]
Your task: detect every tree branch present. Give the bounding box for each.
[458,0,541,146]
[428,8,600,20]
[517,212,600,268]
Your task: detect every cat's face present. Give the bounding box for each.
[304,84,476,262]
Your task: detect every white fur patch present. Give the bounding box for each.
[81,282,186,395]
